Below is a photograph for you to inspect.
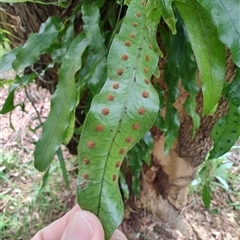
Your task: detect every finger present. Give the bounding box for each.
[31,205,81,240]
[110,229,127,240]
[61,210,105,240]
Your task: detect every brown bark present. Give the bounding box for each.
[0,3,62,92]
[133,52,236,237]
[0,3,61,46]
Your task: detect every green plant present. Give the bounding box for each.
[1,0,240,238]
[0,28,11,56]
[192,155,232,191]
[191,154,232,209]
[0,148,75,239]
[191,142,240,210]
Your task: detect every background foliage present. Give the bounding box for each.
[0,0,239,238]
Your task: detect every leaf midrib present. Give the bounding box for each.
[96,17,146,216]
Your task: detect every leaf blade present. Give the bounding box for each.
[146,0,164,57]
[0,48,19,72]
[77,0,159,238]
[80,2,107,95]
[12,17,62,71]
[202,184,211,210]
[176,0,226,115]
[209,102,240,159]
[226,67,240,107]
[0,74,36,114]
[56,148,70,191]
[34,32,88,172]
[158,0,177,34]
[197,0,240,67]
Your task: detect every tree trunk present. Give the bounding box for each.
[0,3,61,46]
[125,52,235,237]
[1,3,236,239]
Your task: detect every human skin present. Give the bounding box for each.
[31,205,127,240]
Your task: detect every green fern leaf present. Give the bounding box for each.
[77,0,160,238]
[34,33,88,171]
[197,0,240,67]
[176,0,226,115]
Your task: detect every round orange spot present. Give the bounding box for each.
[121,54,128,60]
[142,91,149,98]
[124,41,131,47]
[102,108,110,115]
[96,125,104,132]
[132,22,138,27]
[117,69,123,75]
[144,67,148,73]
[149,44,152,50]
[145,55,150,62]
[132,123,140,130]
[138,107,145,115]
[136,12,141,17]
[119,149,125,155]
[112,83,119,89]
[130,33,135,38]
[87,141,95,148]
[141,1,146,6]
[125,137,133,143]
[116,161,121,168]
[83,158,89,165]
[145,79,150,85]
[107,94,114,101]
[113,175,118,181]
[83,173,88,179]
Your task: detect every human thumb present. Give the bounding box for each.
[110,229,127,240]
[61,210,104,240]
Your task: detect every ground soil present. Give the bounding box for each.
[0,80,239,240]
